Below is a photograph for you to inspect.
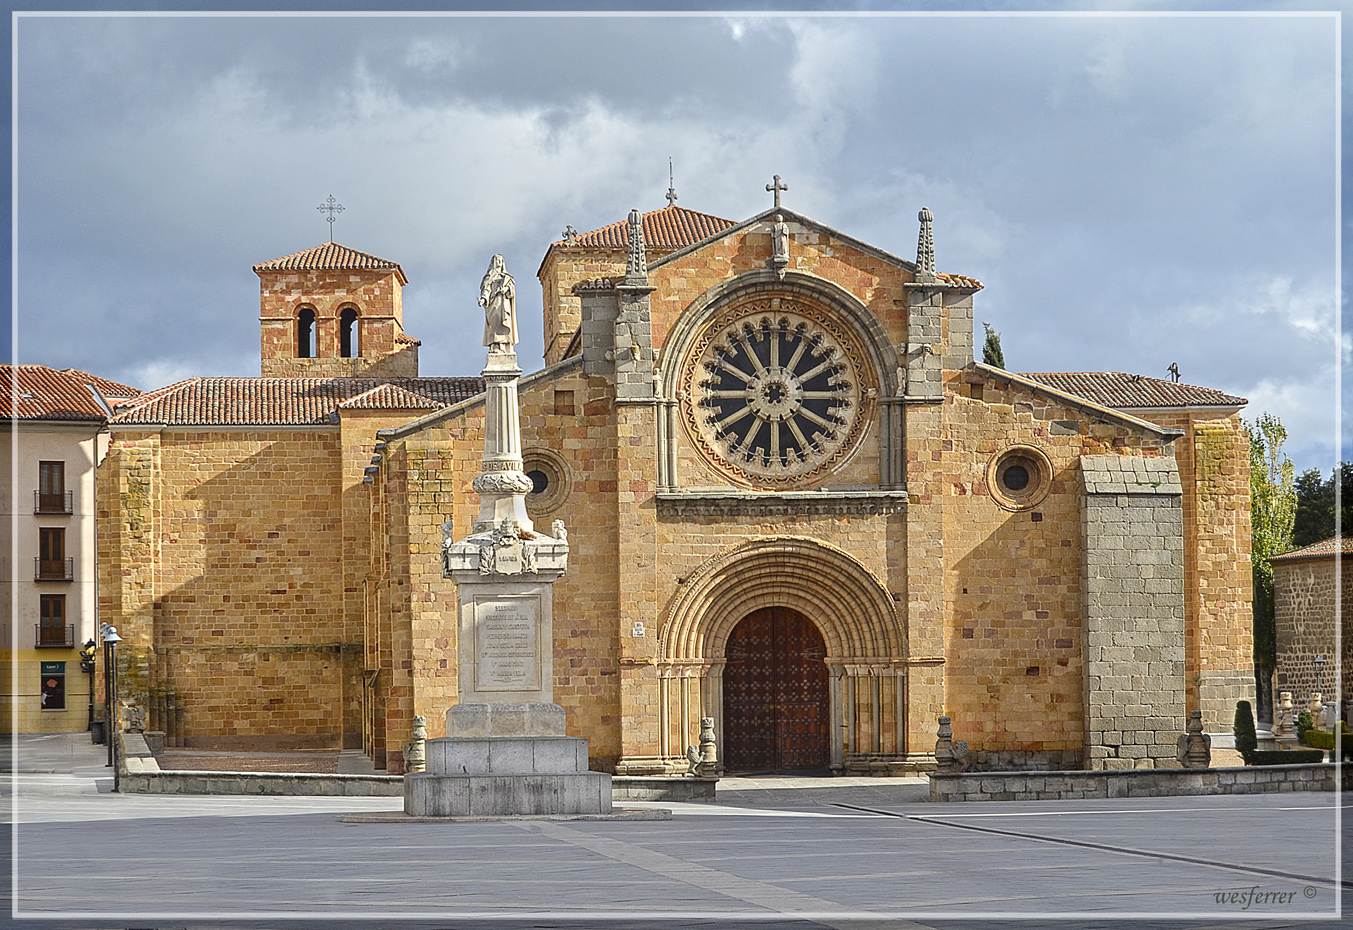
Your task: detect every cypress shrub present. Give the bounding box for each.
[1234,700,1258,764]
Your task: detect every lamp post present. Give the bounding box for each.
[102,625,122,791]
[79,639,96,735]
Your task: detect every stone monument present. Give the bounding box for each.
[404,256,611,817]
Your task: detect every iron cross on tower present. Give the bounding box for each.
[317,195,345,240]
[766,174,788,210]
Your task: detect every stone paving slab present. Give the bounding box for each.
[4,734,1348,929]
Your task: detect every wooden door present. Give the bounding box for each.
[723,607,830,772]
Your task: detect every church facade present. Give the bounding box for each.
[98,187,1253,774]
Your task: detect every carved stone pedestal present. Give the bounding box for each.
[404,335,610,818]
[405,708,610,817]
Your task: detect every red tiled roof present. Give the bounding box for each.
[338,383,444,410]
[1269,536,1353,563]
[108,377,481,426]
[1022,372,1247,409]
[1,365,141,421]
[556,206,736,251]
[394,332,422,346]
[937,272,983,288]
[253,242,409,285]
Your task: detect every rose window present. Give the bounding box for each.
[682,305,870,487]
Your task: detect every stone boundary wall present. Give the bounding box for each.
[929,764,1339,802]
[611,776,716,801]
[118,736,707,799]
[120,768,405,796]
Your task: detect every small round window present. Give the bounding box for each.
[521,449,570,515]
[987,447,1051,511]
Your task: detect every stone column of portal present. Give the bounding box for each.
[405,259,610,817]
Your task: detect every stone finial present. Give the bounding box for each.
[403,715,427,774]
[1175,710,1211,768]
[916,206,935,275]
[625,208,647,284]
[666,157,679,206]
[1275,690,1295,739]
[935,715,969,772]
[698,716,718,776]
[561,224,578,244]
[124,702,146,733]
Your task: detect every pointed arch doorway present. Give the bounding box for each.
[723,606,830,773]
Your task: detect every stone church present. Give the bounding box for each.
[98,183,1253,775]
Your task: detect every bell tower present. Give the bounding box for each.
[254,242,420,378]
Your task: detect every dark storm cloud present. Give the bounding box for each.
[13,12,1341,471]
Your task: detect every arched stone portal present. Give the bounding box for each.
[724,607,830,772]
[655,536,906,773]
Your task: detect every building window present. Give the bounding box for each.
[339,306,359,358]
[38,595,70,647]
[36,461,69,513]
[36,528,71,581]
[297,307,316,358]
[521,449,571,515]
[40,662,66,710]
[987,446,1053,512]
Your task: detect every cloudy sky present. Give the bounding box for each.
[11,10,1343,474]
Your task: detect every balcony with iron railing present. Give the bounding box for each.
[35,624,75,648]
[34,490,73,514]
[34,557,74,582]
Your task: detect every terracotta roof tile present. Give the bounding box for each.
[556,206,736,251]
[394,332,422,346]
[1022,372,1246,409]
[936,272,983,288]
[1269,535,1353,563]
[253,242,408,285]
[108,377,481,427]
[337,383,445,410]
[1,365,141,421]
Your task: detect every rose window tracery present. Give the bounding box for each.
[681,301,872,487]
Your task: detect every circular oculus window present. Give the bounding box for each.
[520,449,570,515]
[987,447,1052,511]
[681,302,873,488]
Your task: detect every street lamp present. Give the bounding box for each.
[102,625,122,791]
[79,639,96,735]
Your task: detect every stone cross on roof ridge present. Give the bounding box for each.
[317,194,344,241]
[666,157,679,206]
[766,174,788,210]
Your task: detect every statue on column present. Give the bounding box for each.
[479,254,518,353]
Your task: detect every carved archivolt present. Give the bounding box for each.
[659,536,903,663]
[680,297,877,488]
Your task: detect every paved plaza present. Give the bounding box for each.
[3,733,1347,930]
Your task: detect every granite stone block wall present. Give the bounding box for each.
[1082,454,1186,769]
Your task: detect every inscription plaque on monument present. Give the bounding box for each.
[475,595,541,691]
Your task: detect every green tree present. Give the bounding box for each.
[1245,414,1296,722]
[1292,462,1352,547]
[982,322,1005,369]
